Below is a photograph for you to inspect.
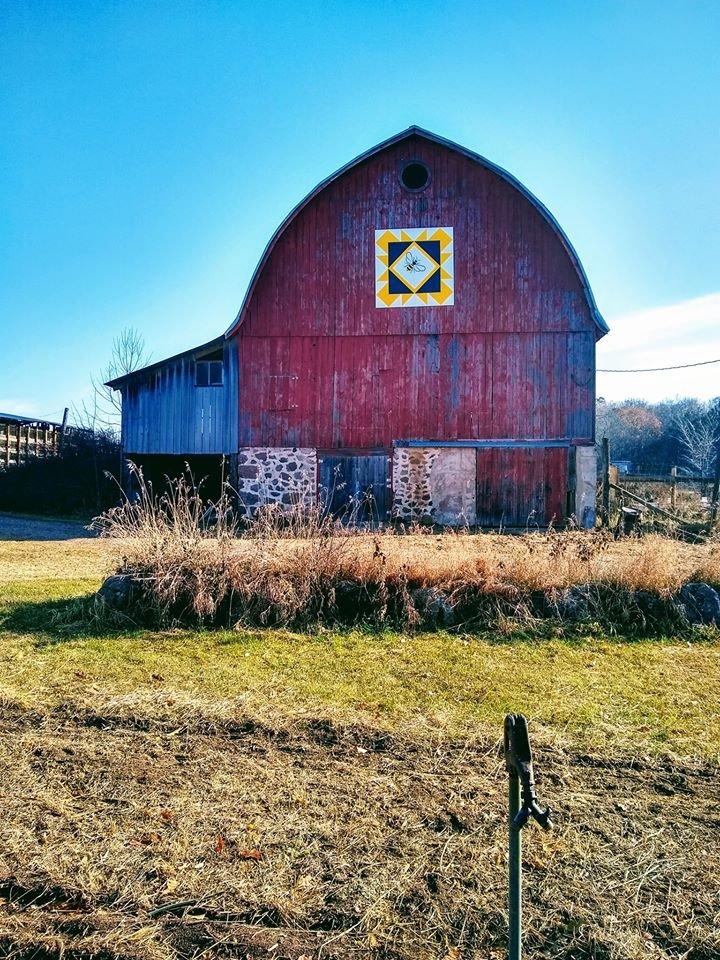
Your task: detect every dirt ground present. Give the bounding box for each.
[0,521,719,959]
[0,693,718,960]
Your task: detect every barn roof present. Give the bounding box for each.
[225,125,608,338]
[105,336,224,388]
[0,412,64,427]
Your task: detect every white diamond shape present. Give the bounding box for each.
[388,241,440,293]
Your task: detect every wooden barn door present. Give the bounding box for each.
[475,446,568,528]
[319,454,390,523]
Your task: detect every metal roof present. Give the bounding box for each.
[0,412,64,427]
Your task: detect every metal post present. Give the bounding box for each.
[670,466,677,513]
[508,769,522,960]
[709,438,720,531]
[504,714,552,960]
[58,407,69,454]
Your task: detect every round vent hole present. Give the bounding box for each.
[400,161,430,191]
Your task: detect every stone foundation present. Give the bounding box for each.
[234,443,585,528]
[392,447,439,522]
[392,446,476,525]
[237,447,317,515]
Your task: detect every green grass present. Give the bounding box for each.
[3,540,720,960]
[2,573,719,761]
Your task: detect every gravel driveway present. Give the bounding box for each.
[0,512,94,541]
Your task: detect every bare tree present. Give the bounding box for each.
[672,399,720,478]
[75,327,150,435]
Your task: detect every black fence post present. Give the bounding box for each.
[709,439,720,531]
[504,715,552,960]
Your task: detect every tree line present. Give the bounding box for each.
[597,397,720,476]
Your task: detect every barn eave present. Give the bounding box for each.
[104,336,225,390]
[224,125,608,339]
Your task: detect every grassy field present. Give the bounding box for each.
[0,530,719,959]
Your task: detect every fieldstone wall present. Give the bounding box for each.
[393,447,476,525]
[237,447,317,515]
[392,447,439,522]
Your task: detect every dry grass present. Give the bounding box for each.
[0,538,110,585]
[92,477,720,629]
[1,521,720,960]
[617,477,713,524]
[0,690,718,960]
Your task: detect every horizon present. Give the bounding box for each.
[1,1,718,420]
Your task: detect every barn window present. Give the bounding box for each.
[400,161,430,192]
[195,351,224,387]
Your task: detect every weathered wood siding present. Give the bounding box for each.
[475,446,569,526]
[235,132,598,451]
[318,452,391,521]
[120,342,238,454]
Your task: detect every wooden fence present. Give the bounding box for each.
[598,436,720,534]
[0,421,64,469]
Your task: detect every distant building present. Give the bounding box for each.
[0,412,66,470]
[108,127,607,527]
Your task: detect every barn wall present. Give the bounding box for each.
[237,331,594,448]
[120,342,238,455]
[475,445,569,526]
[236,133,598,451]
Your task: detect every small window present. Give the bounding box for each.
[400,161,430,192]
[195,359,223,387]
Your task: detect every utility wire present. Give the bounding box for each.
[598,357,720,373]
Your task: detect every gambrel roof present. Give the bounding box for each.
[225,125,607,338]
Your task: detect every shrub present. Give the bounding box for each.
[0,429,121,516]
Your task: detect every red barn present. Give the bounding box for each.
[109,127,607,527]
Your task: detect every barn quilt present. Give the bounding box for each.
[375,227,454,307]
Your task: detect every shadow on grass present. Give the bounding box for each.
[0,593,148,645]
[2,590,713,650]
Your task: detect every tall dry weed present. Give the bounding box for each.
[598,535,694,594]
[96,470,720,628]
[697,546,720,586]
[95,466,239,619]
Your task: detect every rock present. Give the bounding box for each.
[97,574,137,610]
[676,582,720,626]
[633,590,667,623]
[236,465,258,479]
[411,587,456,627]
[332,579,364,620]
[551,584,594,622]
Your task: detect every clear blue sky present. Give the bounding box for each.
[1,1,719,418]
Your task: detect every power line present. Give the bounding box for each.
[598,357,720,373]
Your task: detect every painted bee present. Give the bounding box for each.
[405,251,427,273]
